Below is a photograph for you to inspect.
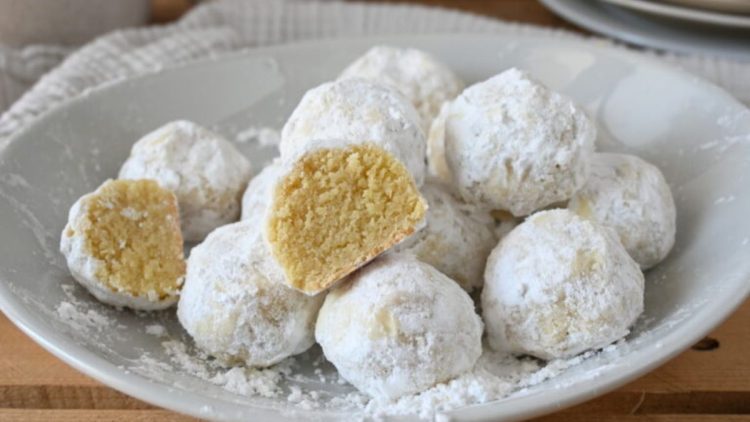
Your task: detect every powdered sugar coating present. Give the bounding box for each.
[241,159,282,223]
[482,210,644,360]
[316,254,483,399]
[60,187,180,311]
[491,210,522,240]
[568,153,676,269]
[444,68,595,215]
[177,221,324,367]
[393,182,496,292]
[280,78,426,186]
[119,120,252,242]
[339,45,464,131]
[426,101,453,185]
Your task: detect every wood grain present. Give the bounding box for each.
[0,1,748,421]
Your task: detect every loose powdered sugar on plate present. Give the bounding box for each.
[54,284,119,333]
[56,300,114,332]
[235,126,281,148]
[44,275,642,420]
[128,324,632,420]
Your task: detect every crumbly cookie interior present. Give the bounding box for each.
[69,179,185,298]
[267,144,426,293]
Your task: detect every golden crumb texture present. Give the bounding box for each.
[267,144,427,294]
[74,179,185,298]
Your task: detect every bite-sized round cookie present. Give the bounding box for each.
[482,209,644,360]
[426,101,453,185]
[266,141,427,295]
[444,68,596,216]
[568,153,676,270]
[119,120,252,242]
[338,45,464,131]
[279,78,426,186]
[177,221,324,367]
[316,254,483,399]
[393,181,496,292]
[491,209,522,240]
[240,159,282,223]
[60,179,185,310]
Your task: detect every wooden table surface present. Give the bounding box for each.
[2,1,749,421]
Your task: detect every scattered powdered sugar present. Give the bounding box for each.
[157,338,296,399]
[56,301,114,332]
[360,345,620,419]
[141,327,630,420]
[287,385,321,410]
[714,195,736,204]
[54,283,119,333]
[145,323,167,337]
[235,126,281,147]
[694,133,750,155]
[48,280,639,421]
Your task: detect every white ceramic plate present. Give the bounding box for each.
[604,0,750,28]
[664,0,750,14]
[541,0,750,60]
[1,34,749,421]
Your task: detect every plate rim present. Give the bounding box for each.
[1,33,749,422]
[604,0,750,28]
[540,0,750,60]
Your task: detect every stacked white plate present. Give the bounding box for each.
[541,0,750,60]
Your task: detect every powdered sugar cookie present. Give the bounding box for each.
[240,159,282,223]
[339,45,463,130]
[280,78,426,186]
[266,140,427,295]
[177,221,323,367]
[393,182,495,292]
[444,68,595,216]
[316,254,483,399]
[60,179,185,310]
[569,153,676,269]
[119,120,252,242]
[482,209,644,360]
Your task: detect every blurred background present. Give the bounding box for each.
[0,0,748,115]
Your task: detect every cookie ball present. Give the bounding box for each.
[426,102,453,185]
[339,45,464,130]
[119,120,252,242]
[240,159,282,223]
[491,209,522,240]
[569,153,676,269]
[444,68,595,216]
[482,210,644,360]
[266,141,427,295]
[60,179,185,310]
[280,78,426,186]
[316,254,482,399]
[177,221,324,367]
[393,182,496,292]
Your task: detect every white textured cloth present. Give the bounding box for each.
[1,0,748,146]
